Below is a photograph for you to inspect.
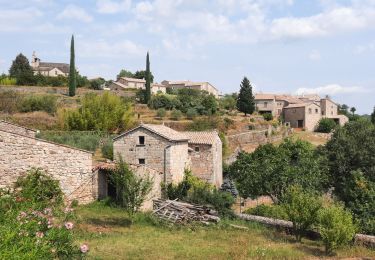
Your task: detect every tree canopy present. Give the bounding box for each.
[236,77,255,115]
[324,119,375,234]
[9,53,35,85]
[229,139,328,202]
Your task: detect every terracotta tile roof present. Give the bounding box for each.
[121,77,146,83]
[0,120,37,133]
[284,102,317,109]
[254,94,275,100]
[113,124,189,142]
[181,131,219,145]
[275,95,304,104]
[111,81,128,89]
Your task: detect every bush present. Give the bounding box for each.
[101,139,114,160]
[0,76,17,85]
[109,159,153,217]
[245,204,289,220]
[262,113,273,121]
[186,108,198,120]
[156,108,166,118]
[166,171,235,218]
[19,94,57,114]
[0,170,86,259]
[149,94,179,110]
[14,168,63,208]
[171,109,183,121]
[316,118,337,133]
[64,92,135,132]
[281,185,322,242]
[318,203,356,255]
[89,78,105,90]
[187,116,220,131]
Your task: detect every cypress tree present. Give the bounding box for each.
[371,106,375,124]
[68,35,76,97]
[236,76,255,115]
[145,52,151,103]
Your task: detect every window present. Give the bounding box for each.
[264,102,268,108]
[138,136,145,145]
[195,147,200,152]
[315,109,319,114]
[308,108,312,114]
[138,158,145,164]
[55,70,58,75]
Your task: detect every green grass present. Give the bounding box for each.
[74,202,375,260]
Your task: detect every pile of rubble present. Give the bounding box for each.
[153,199,220,224]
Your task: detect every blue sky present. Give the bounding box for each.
[0,0,375,114]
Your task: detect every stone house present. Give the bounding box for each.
[161,80,219,98]
[30,51,69,77]
[255,93,348,130]
[0,122,95,204]
[108,77,166,94]
[113,124,223,188]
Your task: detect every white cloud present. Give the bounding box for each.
[295,84,369,96]
[355,42,375,54]
[308,50,321,61]
[96,0,131,14]
[78,39,145,58]
[134,1,153,20]
[57,5,93,23]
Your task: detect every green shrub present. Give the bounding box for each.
[19,94,57,114]
[223,117,234,129]
[171,109,183,121]
[187,117,220,131]
[101,139,114,160]
[166,170,235,218]
[0,77,17,85]
[64,92,135,131]
[245,204,289,220]
[89,78,105,90]
[149,94,180,110]
[14,168,63,208]
[262,113,273,121]
[318,203,356,255]
[316,118,337,133]
[186,108,198,120]
[109,159,153,217]
[281,185,322,242]
[156,108,166,118]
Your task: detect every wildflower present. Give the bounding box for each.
[80,243,89,253]
[35,231,44,238]
[47,219,54,229]
[43,208,53,216]
[64,222,74,230]
[17,211,27,221]
[51,248,56,253]
[64,207,74,213]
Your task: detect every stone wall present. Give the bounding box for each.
[189,143,214,183]
[0,129,94,204]
[0,120,36,138]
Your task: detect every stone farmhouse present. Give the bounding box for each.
[161,80,219,98]
[30,51,69,77]
[254,94,349,131]
[108,77,167,94]
[113,124,223,188]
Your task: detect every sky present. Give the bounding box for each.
[0,0,375,114]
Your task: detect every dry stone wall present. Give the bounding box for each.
[0,129,94,204]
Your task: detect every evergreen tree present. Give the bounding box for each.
[68,35,76,97]
[350,107,356,116]
[371,106,375,124]
[9,53,35,85]
[236,76,255,115]
[145,52,151,103]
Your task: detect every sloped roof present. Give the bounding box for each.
[284,102,318,109]
[254,94,275,100]
[113,124,189,142]
[111,81,128,89]
[121,77,146,83]
[0,120,37,133]
[181,131,219,145]
[38,62,69,73]
[275,95,304,104]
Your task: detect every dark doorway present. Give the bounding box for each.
[107,179,116,198]
[297,120,304,128]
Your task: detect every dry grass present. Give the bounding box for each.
[74,202,375,260]
[289,130,330,147]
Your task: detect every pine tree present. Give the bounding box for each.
[9,53,35,85]
[371,106,375,124]
[145,52,151,103]
[68,35,76,97]
[236,77,255,115]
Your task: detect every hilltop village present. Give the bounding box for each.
[0,45,374,259]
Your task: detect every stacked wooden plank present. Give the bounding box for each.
[153,199,220,224]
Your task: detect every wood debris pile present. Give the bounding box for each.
[153,199,220,224]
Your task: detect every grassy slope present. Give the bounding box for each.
[74,203,375,260]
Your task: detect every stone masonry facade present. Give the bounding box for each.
[0,129,95,204]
